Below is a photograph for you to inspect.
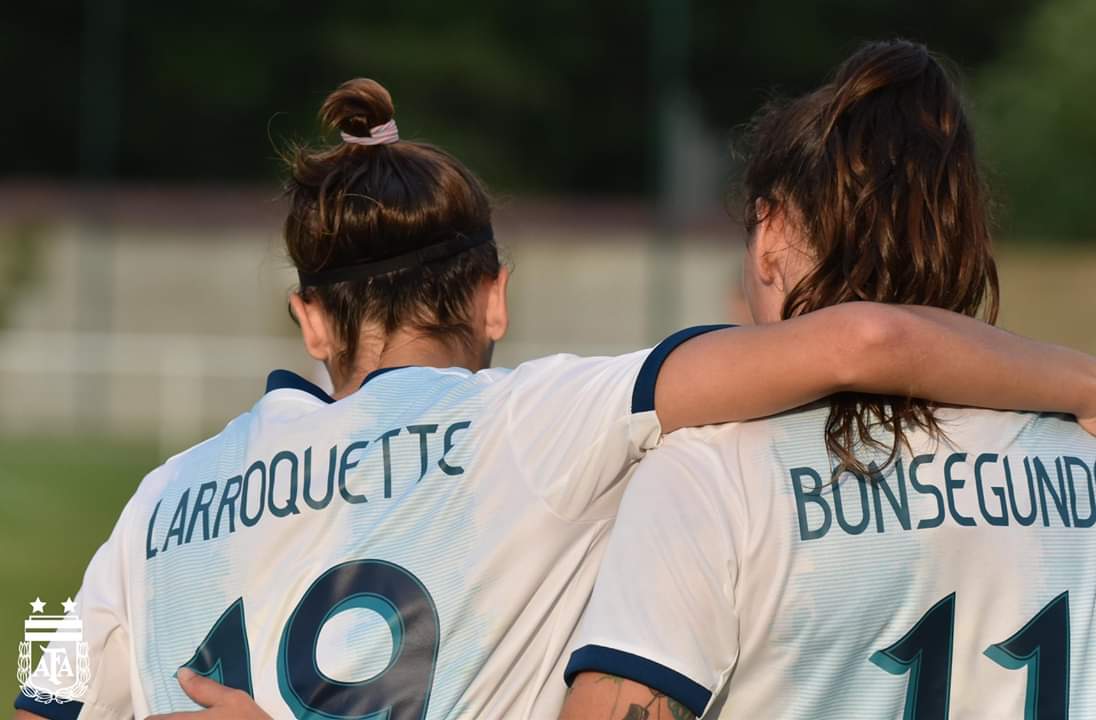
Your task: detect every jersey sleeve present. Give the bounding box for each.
[15,502,136,719]
[501,325,730,521]
[563,431,741,717]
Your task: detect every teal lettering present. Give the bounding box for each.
[145,499,163,560]
[974,453,1009,526]
[339,441,369,504]
[303,447,335,510]
[213,475,243,538]
[869,461,911,532]
[269,451,301,518]
[185,480,219,543]
[833,470,871,535]
[1033,457,1071,527]
[377,429,401,498]
[407,425,438,480]
[944,453,976,527]
[240,461,267,528]
[1066,456,1096,528]
[791,466,831,541]
[910,454,944,529]
[1006,456,1038,526]
[162,489,190,552]
[439,421,471,476]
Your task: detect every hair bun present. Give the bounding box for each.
[320,78,395,139]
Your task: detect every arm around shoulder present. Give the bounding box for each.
[653,302,1096,434]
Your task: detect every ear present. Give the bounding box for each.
[751,200,792,293]
[289,291,335,363]
[483,266,510,343]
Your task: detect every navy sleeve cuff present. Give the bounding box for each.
[565,644,712,717]
[14,692,84,720]
[631,324,736,414]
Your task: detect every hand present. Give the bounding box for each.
[145,668,272,720]
[1081,415,1096,438]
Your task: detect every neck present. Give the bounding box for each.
[329,329,480,399]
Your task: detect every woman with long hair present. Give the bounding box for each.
[562,39,1096,719]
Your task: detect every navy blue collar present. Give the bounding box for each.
[265,365,416,404]
[265,369,336,404]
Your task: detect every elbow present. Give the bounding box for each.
[832,302,906,390]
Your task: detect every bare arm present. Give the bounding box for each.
[656,302,1096,433]
[559,673,695,720]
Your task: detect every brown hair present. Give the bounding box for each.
[742,39,1000,475]
[284,78,500,371]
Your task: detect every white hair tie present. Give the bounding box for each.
[340,119,399,146]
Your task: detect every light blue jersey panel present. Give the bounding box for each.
[139,367,494,719]
[760,409,1096,719]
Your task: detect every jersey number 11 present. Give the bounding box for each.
[870,591,1069,719]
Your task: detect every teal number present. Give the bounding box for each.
[185,561,439,719]
[870,593,955,720]
[985,592,1070,720]
[277,559,440,720]
[871,592,1073,719]
[181,597,254,696]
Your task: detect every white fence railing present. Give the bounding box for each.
[0,331,309,453]
[0,330,640,454]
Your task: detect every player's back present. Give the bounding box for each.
[719,407,1096,717]
[569,406,1096,718]
[51,349,671,720]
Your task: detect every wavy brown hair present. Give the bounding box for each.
[284,78,500,373]
[742,39,1000,475]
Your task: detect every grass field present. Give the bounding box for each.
[0,436,159,700]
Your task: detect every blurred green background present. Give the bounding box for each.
[5,0,1096,234]
[3,0,1096,702]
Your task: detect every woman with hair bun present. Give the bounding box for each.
[562,39,1096,719]
[18,73,1095,720]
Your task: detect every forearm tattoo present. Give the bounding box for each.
[593,674,695,720]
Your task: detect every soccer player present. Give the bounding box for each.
[561,40,1096,719]
[15,77,1096,720]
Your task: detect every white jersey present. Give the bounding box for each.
[15,326,723,720]
[568,406,1096,719]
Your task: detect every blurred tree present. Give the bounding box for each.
[0,0,1040,201]
[691,0,1034,137]
[974,0,1096,238]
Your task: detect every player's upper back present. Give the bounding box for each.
[719,406,1096,718]
[55,344,685,720]
[569,405,1096,719]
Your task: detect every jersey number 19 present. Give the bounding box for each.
[182,559,440,720]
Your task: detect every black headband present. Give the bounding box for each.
[297,226,494,287]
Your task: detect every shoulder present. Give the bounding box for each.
[630,405,834,507]
[506,350,650,381]
[931,406,1094,451]
[128,412,250,515]
[658,403,832,459]
[490,351,652,410]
